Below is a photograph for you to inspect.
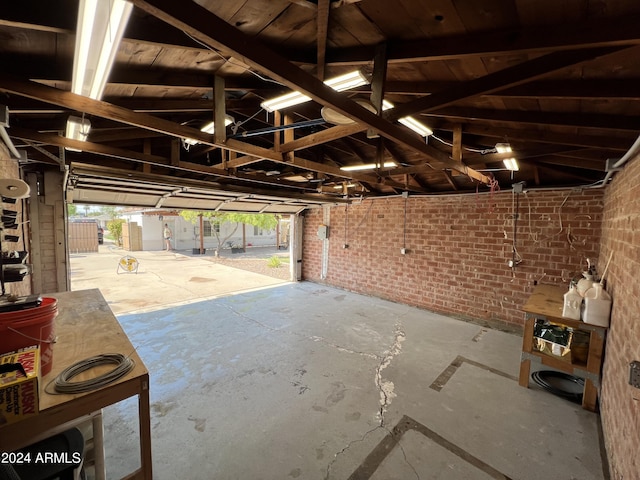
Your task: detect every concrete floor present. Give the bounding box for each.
[70,243,289,315]
[98,283,605,480]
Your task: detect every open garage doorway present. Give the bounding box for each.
[68,204,296,315]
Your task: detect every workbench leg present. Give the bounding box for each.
[92,410,106,480]
[582,379,598,412]
[519,358,531,388]
[519,316,535,388]
[139,377,153,479]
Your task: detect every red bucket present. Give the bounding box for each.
[0,297,58,376]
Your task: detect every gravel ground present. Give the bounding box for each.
[206,256,291,281]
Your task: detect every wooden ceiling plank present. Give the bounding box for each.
[428,106,640,132]
[286,13,640,65]
[129,0,491,185]
[463,145,578,166]
[388,47,628,120]
[445,124,633,152]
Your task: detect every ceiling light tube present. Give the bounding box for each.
[200,115,235,134]
[495,143,513,154]
[65,116,91,151]
[398,116,433,137]
[503,158,519,171]
[340,161,397,172]
[184,115,235,145]
[261,70,369,112]
[72,0,133,100]
[382,100,432,136]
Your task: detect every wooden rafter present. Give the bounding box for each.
[128,0,491,185]
[282,14,640,65]
[316,0,330,80]
[427,107,640,132]
[387,47,629,120]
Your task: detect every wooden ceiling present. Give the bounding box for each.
[1,0,640,205]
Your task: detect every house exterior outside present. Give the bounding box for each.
[120,209,287,252]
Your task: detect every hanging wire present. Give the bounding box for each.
[403,193,408,251]
[183,31,285,86]
[344,203,348,248]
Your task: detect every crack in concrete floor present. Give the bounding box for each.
[218,297,419,479]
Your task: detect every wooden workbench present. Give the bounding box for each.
[520,283,607,412]
[0,289,152,479]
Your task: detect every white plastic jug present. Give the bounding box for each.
[577,273,595,297]
[562,285,582,320]
[582,283,612,327]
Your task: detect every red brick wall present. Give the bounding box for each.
[303,188,604,327]
[0,145,31,297]
[598,153,640,480]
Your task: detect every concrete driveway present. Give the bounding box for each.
[69,241,290,315]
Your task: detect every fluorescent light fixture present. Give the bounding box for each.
[503,158,519,171]
[398,116,433,137]
[340,161,397,171]
[200,115,234,134]
[496,143,519,171]
[65,116,91,151]
[382,100,432,137]
[72,0,133,100]
[184,115,235,145]
[495,143,513,154]
[261,70,369,112]
[67,0,132,146]
[333,183,357,189]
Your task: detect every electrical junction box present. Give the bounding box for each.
[317,225,329,240]
[630,361,640,389]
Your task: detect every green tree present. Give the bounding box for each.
[97,206,120,218]
[67,204,78,217]
[180,211,278,256]
[107,219,126,246]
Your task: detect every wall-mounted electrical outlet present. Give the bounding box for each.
[630,361,640,389]
[400,248,407,255]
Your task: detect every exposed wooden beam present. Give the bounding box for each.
[441,124,633,152]
[279,124,365,153]
[462,145,577,166]
[283,0,317,10]
[282,14,640,65]
[129,0,491,185]
[388,47,628,120]
[316,0,330,81]
[213,75,226,144]
[0,74,291,162]
[427,107,640,132]
[368,43,388,139]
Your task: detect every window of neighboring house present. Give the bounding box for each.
[254,225,260,236]
[203,221,212,237]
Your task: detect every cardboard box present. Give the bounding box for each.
[0,345,40,426]
[532,320,590,364]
